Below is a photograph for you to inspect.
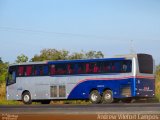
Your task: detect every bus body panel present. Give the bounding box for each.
[7,73,135,100]
[135,77,155,97]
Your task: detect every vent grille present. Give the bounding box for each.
[121,86,131,97]
[50,86,57,97]
[59,85,66,97]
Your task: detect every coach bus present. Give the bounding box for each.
[6,53,155,104]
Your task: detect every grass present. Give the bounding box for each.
[155,74,160,102]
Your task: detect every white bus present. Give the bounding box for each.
[6,53,155,104]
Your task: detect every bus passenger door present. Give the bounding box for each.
[6,66,17,100]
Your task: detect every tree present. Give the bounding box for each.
[0,58,8,84]
[31,48,104,61]
[31,49,69,61]
[16,54,28,63]
[85,50,104,59]
[69,52,85,60]
[0,57,2,63]
[95,51,104,58]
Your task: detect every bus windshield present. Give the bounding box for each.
[7,66,16,86]
[137,54,153,74]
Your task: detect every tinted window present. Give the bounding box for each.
[137,54,153,74]
[121,60,132,73]
[102,61,111,73]
[77,63,85,74]
[50,64,56,75]
[25,66,33,76]
[7,66,16,85]
[101,60,132,73]
[34,65,49,76]
[43,65,49,75]
[92,62,101,73]
[67,63,75,74]
[18,66,24,76]
[55,64,67,75]
[85,62,101,74]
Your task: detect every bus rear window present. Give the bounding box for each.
[137,54,153,74]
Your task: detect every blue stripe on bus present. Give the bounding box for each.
[47,58,125,64]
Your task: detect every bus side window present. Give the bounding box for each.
[74,64,79,74]
[77,63,85,74]
[121,60,132,73]
[86,63,90,73]
[111,62,116,72]
[43,65,49,75]
[122,62,127,72]
[25,66,32,76]
[18,66,24,76]
[114,61,121,73]
[124,60,132,73]
[50,65,56,75]
[103,62,111,73]
[56,64,67,75]
[67,64,74,74]
[93,62,100,73]
[127,61,132,72]
[34,66,40,76]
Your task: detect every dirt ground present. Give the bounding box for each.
[1,114,97,120]
[1,114,160,120]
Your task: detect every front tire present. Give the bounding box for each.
[102,90,113,104]
[89,90,101,104]
[22,91,32,105]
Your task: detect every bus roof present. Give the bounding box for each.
[9,53,152,66]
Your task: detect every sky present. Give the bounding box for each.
[0,0,160,64]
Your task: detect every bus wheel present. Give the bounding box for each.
[89,90,101,104]
[22,91,32,104]
[102,90,113,104]
[41,100,51,104]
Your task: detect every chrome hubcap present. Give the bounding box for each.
[104,93,111,100]
[24,95,30,102]
[91,94,98,101]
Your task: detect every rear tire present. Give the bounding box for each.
[22,91,32,105]
[89,90,101,104]
[102,90,113,104]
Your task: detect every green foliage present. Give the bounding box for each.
[31,49,70,61]
[15,54,28,63]
[0,58,8,84]
[69,52,85,60]
[156,65,160,102]
[31,49,104,61]
[85,51,104,59]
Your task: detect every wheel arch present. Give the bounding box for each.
[103,88,112,92]
[89,88,99,94]
[21,90,30,98]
